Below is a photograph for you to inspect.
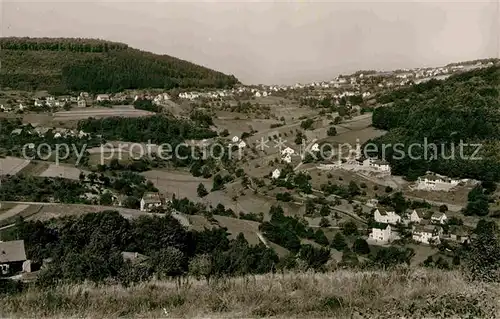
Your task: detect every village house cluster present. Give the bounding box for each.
[368,203,470,246]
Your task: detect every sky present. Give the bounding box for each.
[1,0,498,84]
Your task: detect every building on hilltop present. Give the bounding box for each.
[415,173,460,191]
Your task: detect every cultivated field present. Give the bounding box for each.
[141,169,212,200]
[0,157,31,175]
[53,107,154,121]
[39,164,91,180]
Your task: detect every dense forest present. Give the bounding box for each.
[0,37,239,92]
[370,65,500,181]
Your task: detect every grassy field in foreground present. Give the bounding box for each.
[1,268,499,318]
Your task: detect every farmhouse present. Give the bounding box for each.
[374,207,401,225]
[77,99,87,108]
[410,209,426,224]
[448,226,470,244]
[0,240,27,277]
[140,192,167,212]
[416,173,460,191]
[362,158,391,173]
[412,225,442,245]
[369,224,399,244]
[430,212,447,225]
[96,94,110,102]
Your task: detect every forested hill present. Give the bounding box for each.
[0,37,239,93]
[370,65,500,181]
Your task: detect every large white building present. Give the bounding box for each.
[374,207,402,225]
[369,224,400,244]
[140,192,168,212]
[430,212,447,225]
[362,158,391,173]
[412,225,443,245]
[415,173,460,191]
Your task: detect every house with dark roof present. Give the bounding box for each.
[412,225,443,245]
[448,226,470,244]
[374,207,401,225]
[0,240,27,276]
[430,212,447,225]
[140,192,168,212]
[410,209,427,224]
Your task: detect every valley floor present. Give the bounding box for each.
[1,268,498,318]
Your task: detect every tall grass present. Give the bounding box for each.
[1,268,499,318]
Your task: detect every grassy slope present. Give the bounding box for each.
[1,268,498,318]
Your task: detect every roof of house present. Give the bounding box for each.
[372,159,389,165]
[376,206,394,215]
[372,223,390,230]
[414,225,442,234]
[449,226,469,237]
[142,192,164,204]
[0,240,27,263]
[431,212,446,219]
[411,209,427,218]
[121,251,149,264]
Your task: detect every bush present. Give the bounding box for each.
[352,238,370,254]
[319,217,331,228]
[341,221,358,236]
[331,233,347,251]
[327,126,337,136]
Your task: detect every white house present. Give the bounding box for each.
[448,226,470,244]
[282,154,292,163]
[310,143,320,152]
[238,140,247,149]
[369,224,399,244]
[416,173,460,191]
[140,192,167,212]
[282,147,295,156]
[96,94,110,102]
[77,99,87,108]
[34,99,45,107]
[412,225,442,245]
[374,207,401,225]
[410,209,426,224]
[232,136,240,143]
[362,158,391,173]
[255,92,262,97]
[272,169,281,179]
[430,212,447,225]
